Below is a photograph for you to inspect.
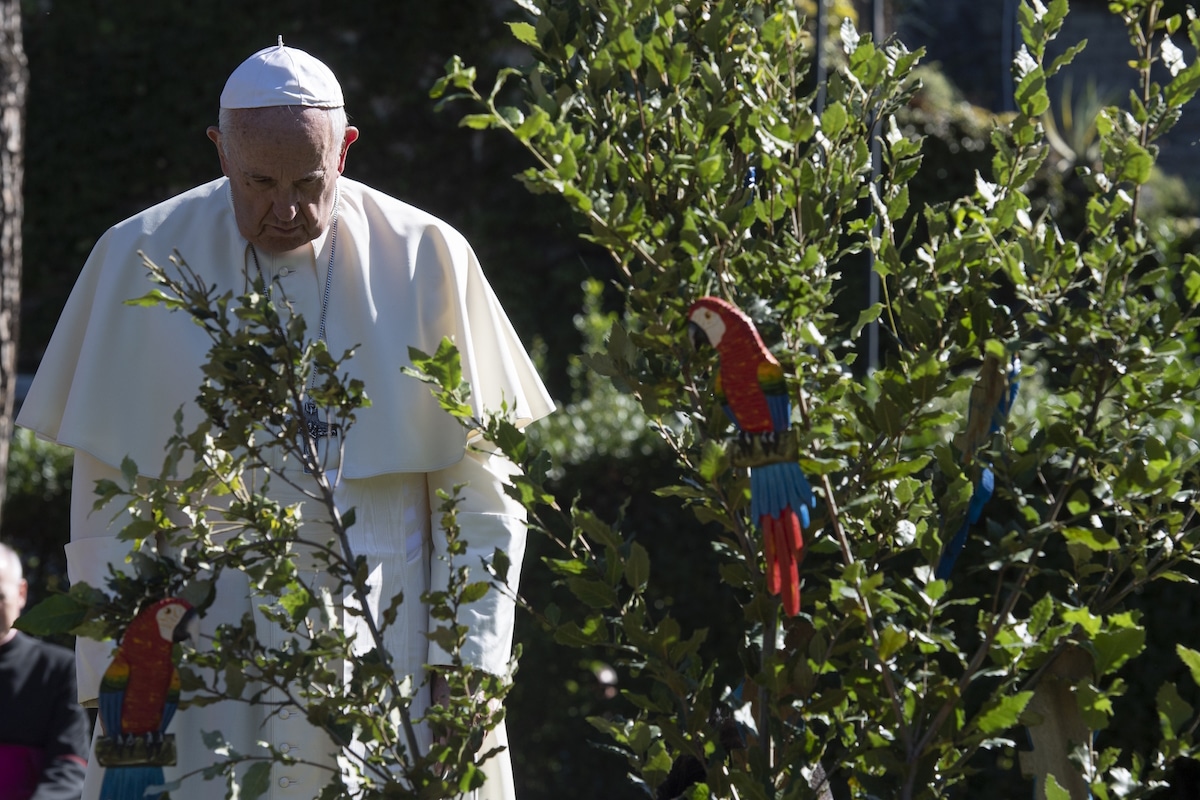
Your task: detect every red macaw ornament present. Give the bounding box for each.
[97,597,198,800]
[688,296,817,615]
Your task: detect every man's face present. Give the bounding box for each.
[209,107,358,254]
[0,560,26,640]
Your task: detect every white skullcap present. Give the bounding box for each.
[220,36,344,109]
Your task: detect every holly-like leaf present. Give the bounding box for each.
[13,594,91,636]
[241,761,272,800]
[972,691,1035,735]
[1177,645,1200,688]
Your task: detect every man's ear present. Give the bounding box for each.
[338,127,360,173]
[206,126,230,176]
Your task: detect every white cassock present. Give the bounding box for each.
[17,176,555,800]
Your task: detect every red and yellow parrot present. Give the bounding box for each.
[687,296,817,615]
[97,597,198,800]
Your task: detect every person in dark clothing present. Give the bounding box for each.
[0,542,88,800]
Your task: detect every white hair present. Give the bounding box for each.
[0,542,23,583]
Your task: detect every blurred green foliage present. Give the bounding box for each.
[2,428,71,596]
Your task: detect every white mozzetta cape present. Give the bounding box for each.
[18,176,553,478]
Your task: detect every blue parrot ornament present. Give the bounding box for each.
[935,352,1020,580]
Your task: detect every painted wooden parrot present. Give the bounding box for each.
[687,296,817,615]
[97,597,198,800]
[935,352,1020,579]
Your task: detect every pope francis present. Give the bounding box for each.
[16,40,553,800]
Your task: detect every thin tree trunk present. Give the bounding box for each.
[0,0,26,518]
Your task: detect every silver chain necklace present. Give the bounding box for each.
[248,189,341,444]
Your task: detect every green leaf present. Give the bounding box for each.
[507,21,539,48]
[490,547,512,583]
[1119,143,1154,184]
[278,586,313,624]
[574,509,622,550]
[1065,490,1091,516]
[821,102,848,137]
[698,439,728,482]
[461,581,491,604]
[1045,0,1068,32]
[1044,774,1071,800]
[1177,645,1200,688]
[241,761,272,800]
[567,578,618,608]
[624,542,650,592]
[878,625,908,661]
[622,690,671,713]
[1157,681,1193,739]
[1014,66,1049,118]
[614,27,643,70]
[123,289,180,309]
[852,303,883,339]
[13,594,91,636]
[225,661,247,700]
[553,616,609,647]
[543,557,587,577]
[1166,59,1200,108]
[873,395,904,438]
[973,691,1034,734]
[1063,608,1102,636]
[1181,256,1200,305]
[459,113,497,130]
[1061,527,1118,551]
[1047,40,1087,78]
[667,43,690,86]
[1093,625,1145,675]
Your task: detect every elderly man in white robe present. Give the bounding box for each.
[17,40,552,800]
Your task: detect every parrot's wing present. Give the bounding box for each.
[714,368,740,429]
[99,654,130,737]
[935,467,995,580]
[160,667,182,732]
[757,360,790,433]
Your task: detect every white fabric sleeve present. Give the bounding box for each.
[66,451,141,705]
[425,448,527,677]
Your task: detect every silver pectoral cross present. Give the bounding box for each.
[302,398,340,441]
[300,398,339,473]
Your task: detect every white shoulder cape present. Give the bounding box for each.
[17,177,553,477]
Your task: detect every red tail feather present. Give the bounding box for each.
[764,514,803,616]
[763,516,780,594]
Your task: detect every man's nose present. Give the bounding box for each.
[272,191,300,221]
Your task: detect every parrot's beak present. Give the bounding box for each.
[175,607,200,646]
[687,320,709,350]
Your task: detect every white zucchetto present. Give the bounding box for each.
[219,35,344,109]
